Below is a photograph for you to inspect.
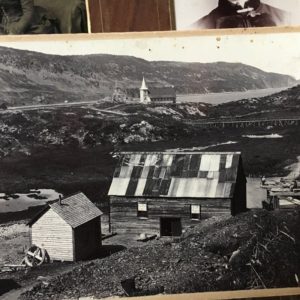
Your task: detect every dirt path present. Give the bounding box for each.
[246,177,265,209]
[0,262,81,299]
[286,156,300,179]
[88,106,130,116]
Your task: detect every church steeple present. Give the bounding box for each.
[140,77,151,103]
[140,77,148,90]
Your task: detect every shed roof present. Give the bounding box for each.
[28,192,103,228]
[149,87,176,99]
[108,152,243,199]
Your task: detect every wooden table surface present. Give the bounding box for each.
[88,0,175,32]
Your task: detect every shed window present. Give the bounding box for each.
[137,203,148,218]
[191,205,201,220]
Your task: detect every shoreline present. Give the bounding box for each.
[176,87,289,104]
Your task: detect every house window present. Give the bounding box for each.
[137,203,148,218]
[191,204,201,220]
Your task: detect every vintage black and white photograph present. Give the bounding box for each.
[175,0,300,30]
[0,31,300,299]
[0,0,88,35]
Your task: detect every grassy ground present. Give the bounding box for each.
[0,222,29,266]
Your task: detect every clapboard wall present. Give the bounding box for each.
[31,209,102,261]
[31,209,74,261]
[110,196,231,235]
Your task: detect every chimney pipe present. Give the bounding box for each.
[59,195,62,206]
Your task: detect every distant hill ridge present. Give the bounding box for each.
[0,46,296,106]
[209,84,300,119]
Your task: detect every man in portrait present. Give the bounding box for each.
[0,0,58,34]
[189,0,290,29]
[0,0,88,34]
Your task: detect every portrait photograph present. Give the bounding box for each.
[0,30,299,299]
[175,0,300,30]
[0,0,88,35]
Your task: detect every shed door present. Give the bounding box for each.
[160,218,182,236]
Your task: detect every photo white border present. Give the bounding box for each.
[1,26,300,300]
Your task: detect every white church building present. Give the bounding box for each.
[139,77,176,104]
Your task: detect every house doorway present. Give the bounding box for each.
[160,218,182,236]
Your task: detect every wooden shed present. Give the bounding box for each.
[108,152,247,236]
[28,192,103,262]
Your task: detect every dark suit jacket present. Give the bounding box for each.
[0,0,34,34]
[34,0,88,33]
[0,0,87,34]
[190,0,289,29]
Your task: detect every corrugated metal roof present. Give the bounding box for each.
[108,152,243,198]
[49,193,103,228]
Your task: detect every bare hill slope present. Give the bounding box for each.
[0,46,295,106]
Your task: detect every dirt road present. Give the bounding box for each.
[286,156,300,180]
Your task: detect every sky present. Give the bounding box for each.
[0,30,300,79]
[175,0,300,29]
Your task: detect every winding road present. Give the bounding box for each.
[5,101,129,116]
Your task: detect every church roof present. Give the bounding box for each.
[149,87,176,99]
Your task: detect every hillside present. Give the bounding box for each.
[0,103,214,198]
[209,84,300,119]
[14,209,299,299]
[0,85,299,214]
[0,46,296,106]
[0,96,300,202]
[151,61,296,94]
[0,103,209,157]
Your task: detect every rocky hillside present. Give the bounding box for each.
[19,209,300,299]
[0,46,295,106]
[0,95,299,200]
[151,61,295,94]
[0,103,210,158]
[209,84,300,119]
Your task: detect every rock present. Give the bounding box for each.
[42,281,49,287]
[37,276,49,281]
[170,258,181,265]
[229,249,241,265]
[139,233,147,240]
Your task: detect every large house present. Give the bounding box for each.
[140,77,176,104]
[108,152,247,237]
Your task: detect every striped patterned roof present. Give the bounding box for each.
[108,152,242,198]
[50,193,103,228]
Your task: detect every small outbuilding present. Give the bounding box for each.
[108,152,247,237]
[28,192,103,262]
